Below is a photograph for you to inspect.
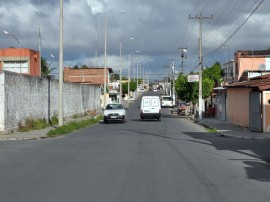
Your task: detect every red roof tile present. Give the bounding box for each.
[225,74,270,90]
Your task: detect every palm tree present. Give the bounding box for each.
[41,57,56,78]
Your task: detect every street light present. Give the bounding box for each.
[180,47,187,73]
[38,0,42,77]
[45,54,56,78]
[128,50,140,105]
[3,31,20,47]
[3,30,21,73]
[58,0,64,126]
[119,37,134,104]
[103,18,108,108]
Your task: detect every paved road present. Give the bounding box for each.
[1,92,270,201]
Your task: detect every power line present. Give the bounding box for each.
[205,0,264,59]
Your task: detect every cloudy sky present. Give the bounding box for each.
[0,0,268,80]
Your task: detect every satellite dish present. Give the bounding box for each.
[258,64,266,71]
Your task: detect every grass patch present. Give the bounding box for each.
[18,118,48,132]
[47,116,103,137]
[201,123,218,133]
[18,116,59,132]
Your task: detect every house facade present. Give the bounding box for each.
[234,50,270,82]
[216,50,270,129]
[225,74,270,132]
[0,48,40,76]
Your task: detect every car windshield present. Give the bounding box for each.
[162,97,172,101]
[106,104,123,110]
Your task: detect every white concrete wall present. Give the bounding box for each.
[0,73,4,131]
[0,71,101,133]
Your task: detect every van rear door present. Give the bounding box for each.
[142,96,160,114]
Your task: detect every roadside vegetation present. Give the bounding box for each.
[18,116,58,132]
[47,116,103,137]
[175,62,223,104]
[195,120,218,133]
[17,114,102,137]
[205,126,218,133]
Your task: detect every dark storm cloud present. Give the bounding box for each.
[0,0,268,78]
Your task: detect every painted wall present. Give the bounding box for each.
[227,88,251,127]
[263,91,270,132]
[238,57,270,81]
[0,48,40,76]
[0,73,4,131]
[0,71,101,133]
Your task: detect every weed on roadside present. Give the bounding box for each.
[47,116,103,137]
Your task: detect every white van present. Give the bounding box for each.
[140,96,161,121]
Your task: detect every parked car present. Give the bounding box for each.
[177,102,190,115]
[160,95,173,108]
[103,103,127,123]
[140,96,161,121]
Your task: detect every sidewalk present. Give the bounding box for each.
[0,126,53,141]
[198,118,270,140]
[0,112,103,141]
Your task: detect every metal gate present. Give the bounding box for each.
[249,92,262,131]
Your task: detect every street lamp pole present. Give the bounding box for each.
[179,47,187,73]
[136,61,139,97]
[3,31,21,73]
[119,37,134,104]
[103,18,108,108]
[172,61,176,106]
[38,0,42,77]
[3,31,20,47]
[128,50,139,105]
[58,0,64,126]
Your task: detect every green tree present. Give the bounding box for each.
[122,81,137,94]
[175,62,222,103]
[202,77,214,99]
[203,62,222,87]
[113,73,120,81]
[81,65,88,69]
[175,73,198,104]
[41,57,55,78]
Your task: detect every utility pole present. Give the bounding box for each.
[172,61,176,106]
[95,17,98,67]
[189,13,213,120]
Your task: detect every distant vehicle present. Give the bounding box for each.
[140,96,161,121]
[138,87,145,93]
[160,96,173,108]
[177,102,190,115]
[103,103,127,123]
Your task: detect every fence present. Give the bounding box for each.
[0,71,101,133]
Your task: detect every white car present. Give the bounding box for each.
[160,96,173,108]
[103,103,127,123]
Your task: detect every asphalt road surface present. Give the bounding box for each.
[1,92,270,202]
